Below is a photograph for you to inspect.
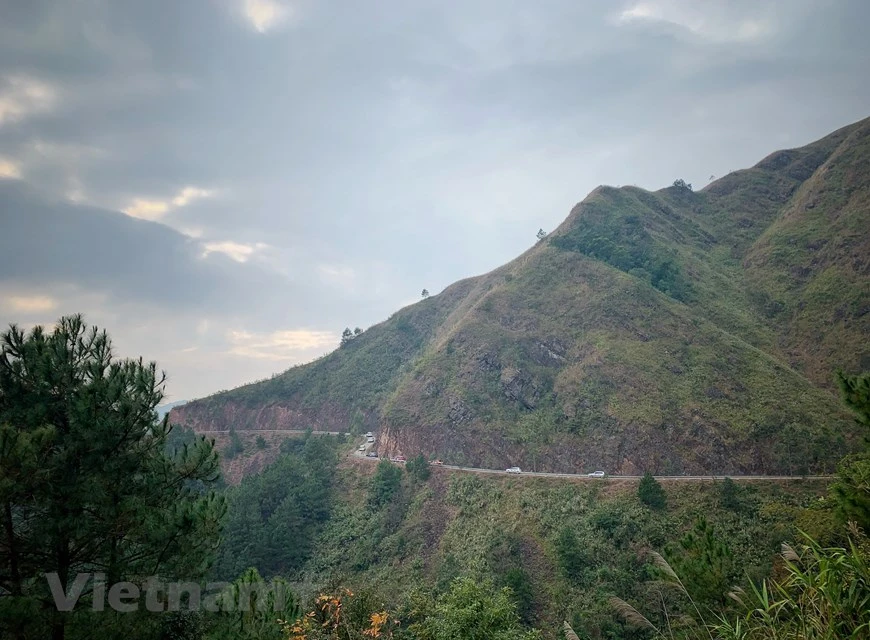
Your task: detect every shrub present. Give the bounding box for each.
[638,473,667,510]
[406,454,431,482]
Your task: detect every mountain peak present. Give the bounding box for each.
[172,117,870,477]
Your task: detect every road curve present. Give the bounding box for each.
[200,429,346,435]
[198,430,833,482]
[349,440,833,482]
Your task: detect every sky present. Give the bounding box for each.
[1,0,869,402]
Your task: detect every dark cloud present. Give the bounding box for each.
[0,179,299,314]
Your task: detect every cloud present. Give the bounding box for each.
[122,198,170,220]
[227,327,337,360]
[172,186,213,207]
[0,181,289,312]
[619,2,660,21]
[122,185,214,221]
[242,0,292,33]
[6,295,56,313]
[0,75,56,126]
[201,241,268,263]
[181,227,205,238]
[1,0,869,401]
[0,157,21,178]
[615,1,774,43]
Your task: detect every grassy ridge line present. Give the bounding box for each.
[172,116,870,477]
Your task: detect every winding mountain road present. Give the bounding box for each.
[199,430,833,482]
[347,438,832,482]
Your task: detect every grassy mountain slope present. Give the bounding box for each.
[172,117,870,475]
[299,460,836,638]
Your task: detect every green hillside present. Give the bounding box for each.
[172,117,870,475]
[295,461,836,638]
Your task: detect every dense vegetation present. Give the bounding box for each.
[214,436,339,582]
[2,324,870,640]
[549,194,692,301]
[0,317,226,640]
[173,117,870,476]
[4,118,870,639]
[246,370,869,639]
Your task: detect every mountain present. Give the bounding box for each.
[171,117,870,475]
[157,399,188,420]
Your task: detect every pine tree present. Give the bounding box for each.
[211,567,299,640]
[718,477,742,511]
[368,461,403,508]
[406,454,431,482]
[831,457,870,532]
[837,370,870,433]
[831,371,870,532]
[638,472,667,509]
[225,426,244,459]
[665,516,733,606]
[0,316,226,640]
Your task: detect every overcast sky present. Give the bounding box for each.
[1,0,869,402]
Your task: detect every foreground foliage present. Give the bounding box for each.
[831,371,870,533]
[614,527,870,640]
[721,529,870,640]
[0,316,225,640]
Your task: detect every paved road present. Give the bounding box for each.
[201,431,833,482]
[202,429,347,435]
[348,437,832,482]
[435,465,833,481]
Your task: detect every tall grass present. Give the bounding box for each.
[606,526,869,640]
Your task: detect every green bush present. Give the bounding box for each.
[369,460,403,508]
[638,473,667,510]
[406,454,431,482]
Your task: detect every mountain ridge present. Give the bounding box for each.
[172,116,870,475]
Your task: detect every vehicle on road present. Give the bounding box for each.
[366,436,375,443]
[587,471,605,478]
[358,445,366,451]
[506,467,522,474]
[365,431,373,437]
[366,451,378,458]
[432,459,444,465]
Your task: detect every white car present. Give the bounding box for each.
[358,444,367,451]
[506,467,522,474]
[365,431,373,437]
[587,471,605,478]
[366,436,375,443]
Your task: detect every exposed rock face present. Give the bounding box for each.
[499,367,539,409]
[447,395,473,424]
